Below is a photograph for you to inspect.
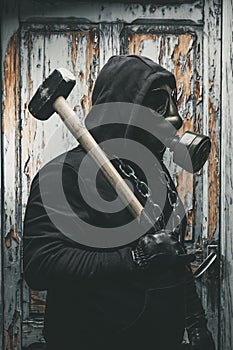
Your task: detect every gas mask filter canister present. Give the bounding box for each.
[165,131,211,173]
[143,85,211,173]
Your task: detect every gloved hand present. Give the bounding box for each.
[185,269,215,350]
[131,230,195,269]
[187,323,215,349]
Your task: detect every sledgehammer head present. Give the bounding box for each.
[28,68,76,120]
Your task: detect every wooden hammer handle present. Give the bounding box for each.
[53,96,145,221]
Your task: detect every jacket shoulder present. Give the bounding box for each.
[46,146,84,169]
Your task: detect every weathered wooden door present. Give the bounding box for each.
[1,0,232,349]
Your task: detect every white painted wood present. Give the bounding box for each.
[1,1,229,348]
[99,23,123,68]
[20,26,100,346]
[20,1,203,25]
[200,1,222,345]
[220,0,233,349]
[121,26,200,241]
[1,0,22,348]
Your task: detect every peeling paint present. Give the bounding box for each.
[158,35,168,63]
[0,2,223,347]
[195,79,201,104]
[30,291,46,314]
[79,70,84,82]
[176,169,194,240]
[4,310,20,350]
[178,113,194,134]
[185,209,193,240]
[5,226,20,248]
[20,26,100,345]
[176,114,194,238]
[2,33,19,137]
[172,34,193,59]
[125,29,197,240]
[128,33,157,55]
[2,30,22,349]
[85,29,98,99]
[4,330,19,350]
[71,32,78,74]
[81,94,89,116]
[172,34,193,102]
[208,98,219,239]
[220,0,233,348]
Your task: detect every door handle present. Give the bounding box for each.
[193,245,218,279]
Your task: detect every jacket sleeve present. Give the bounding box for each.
[23,162,134,291]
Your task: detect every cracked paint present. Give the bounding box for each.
[2,33,19,137]
[1,1,224,347]
[208,98,219,239]
[30,291,46,314]
[2,30,22,349]
[126,30,197,240]
[5,226,20,248]
[172,34,193,103]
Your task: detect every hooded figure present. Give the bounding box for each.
[23,55,215,350]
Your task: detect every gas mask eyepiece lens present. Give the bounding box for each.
[143,87,182,130]
[143,88,169,116]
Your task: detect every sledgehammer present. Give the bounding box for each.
[29,68,215,277]
[28,67,152,228]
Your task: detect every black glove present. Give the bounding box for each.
[185,269,215,350]
[187,324,215,350]
[131,230,195,269]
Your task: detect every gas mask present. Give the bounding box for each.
[143,84,211,173]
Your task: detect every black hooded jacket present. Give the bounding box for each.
[23,55,189,349]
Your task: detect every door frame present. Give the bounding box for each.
[1,1,231,349]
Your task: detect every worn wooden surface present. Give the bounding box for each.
[1,0,22,348]
[20,25,99,346]
[1,0,232,349]
[201,0,221,343]
[220,0,233,348]
[2,33,22,350]
[20,1,203,25]
[123,27,200,241]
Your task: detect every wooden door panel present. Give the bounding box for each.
[120,20,220,344]
[2,32,22,350]
[1,1,223,349]
[20,25,99,347]
[121,26,202,243]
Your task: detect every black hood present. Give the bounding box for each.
[92,55,176,105]
[85,55,177,159]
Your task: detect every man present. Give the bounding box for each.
[23,55,215,349]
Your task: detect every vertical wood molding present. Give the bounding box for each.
[1,1,21,349]
[220,0,233,349]
[202,0,222,347]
